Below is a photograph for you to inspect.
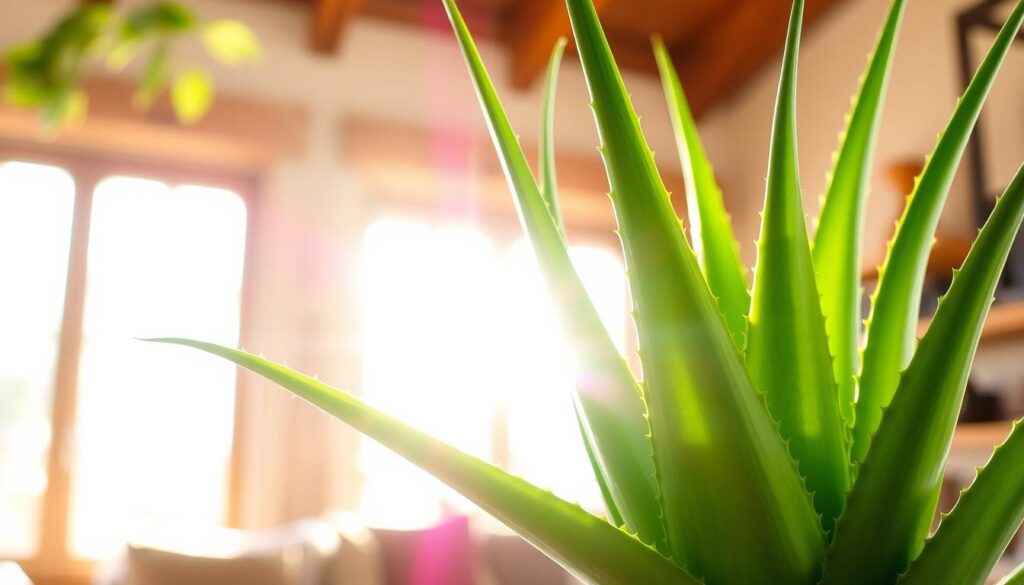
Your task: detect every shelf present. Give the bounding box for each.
[918,299,1024,341]
[952,420,1015,449]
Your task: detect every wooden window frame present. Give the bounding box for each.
[0,141,261,585]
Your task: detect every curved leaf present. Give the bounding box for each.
[746,0,850,534]
[853,0,1024,466]
[151,339,698,585]
[652,37,750,349]
[812,0,906,427]
[822,163,1024,585]
[566,0,825,581]
[441,0,665,552]
[900,419,1024,585]
[540,37,568,235]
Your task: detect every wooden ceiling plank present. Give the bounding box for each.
[672,0,850,118]
[311,0,363,55]
[509,0,613,90]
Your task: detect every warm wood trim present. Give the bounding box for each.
[509,0,612,90]
[0,75,306,172]
[672,0,851,118]
[37,170,98,571]
[953,420,1014,449]
[311,0,363,54]
[342,116,687,234]
[918,299,1024,341]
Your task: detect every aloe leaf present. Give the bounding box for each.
[746,0,850,534]
[812,0,906,427]
[540,37,568,235]
[652,37,750,350]
[900,418,1024,585]
[441,0,666,552]
[822,163,1024,585]
[150,339,699,585]
[999,563,1024,585]
[539,35,627,529]
[566,0,825,582]
[853,0,1024,466]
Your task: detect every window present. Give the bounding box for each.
[0,152,250,571]
[358,218,628,529]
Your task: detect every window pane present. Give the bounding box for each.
[359,220,504,528]
[70,178,247,559]
[358,220,626,528]
[0,162,75,557]
[501,242,626,510]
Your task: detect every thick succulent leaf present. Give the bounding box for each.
[441,0,666,551]
[538,36,628,529]
[900,418,1024,585]
[746,0,850,534]
[151,340,698,585]
[853,0,1024,466]
[540,37,568,235]
[812,0,906,426]
[652,37,750,349]
[999,562,1024,585]
[566,0,826,582]
[822,163,1024,585]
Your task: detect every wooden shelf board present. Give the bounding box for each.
[918,299,1024,341]
[953,420,1015,449]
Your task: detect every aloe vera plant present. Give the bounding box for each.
[154,0,1024,583]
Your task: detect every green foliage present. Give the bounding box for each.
[2,1,261,127]
[155,0,1024,583]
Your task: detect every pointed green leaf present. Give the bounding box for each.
[540,37,568,235]
[812,0,906,427]
[566,0,825,581]
[746,0,850,534]
[822,164,1024,585]
[900,418,1024,585]
[441,0,665,552]
[853,0,1024,466]
[535,38,625,527]
[150,339,698,585]
[652,37,750,350]
[999,562,1024,585]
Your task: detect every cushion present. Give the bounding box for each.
[371,516,476,585]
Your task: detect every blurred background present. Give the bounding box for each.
[0,0,1022,584]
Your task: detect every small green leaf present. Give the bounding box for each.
[202,19,263,66]
[652,36,750,350]
[746,0,850,534]
[566,0,825,581]
[151,339,701,585]
[540,37,568,235]
[171,67,214,124]
[442,0,665,553]
[854,0,1024,466]
[900,418,1024,585]
[812,0,906,428]
[822,164,1024,585]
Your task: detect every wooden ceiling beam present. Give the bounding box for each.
[509,0,613,90]
[672,0,851,119]
[311,0,363,54]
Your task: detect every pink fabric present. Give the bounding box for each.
[409,516,475,585]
